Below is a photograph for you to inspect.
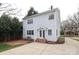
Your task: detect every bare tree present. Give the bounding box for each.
[62,10,79,36]
[0,3,21,16]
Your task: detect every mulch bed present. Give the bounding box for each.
[35,38,65,44]
[1,38,65,46]
[3,39,33,46]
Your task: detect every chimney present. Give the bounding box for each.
[50,5,53,10]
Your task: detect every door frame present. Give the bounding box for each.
[39,30,45,38]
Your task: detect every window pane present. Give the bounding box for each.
[48,29,52,35]
[49,14,54,20]
[40,30,42,37]
[27,30,34,35]
[32,30,34,35]
[27,19,33,24]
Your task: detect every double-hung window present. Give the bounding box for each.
[48,29,52,35]
[27,30,34,35]
[27,19,33,24]
[49,14,54,20]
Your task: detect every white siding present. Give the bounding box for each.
[23,9,60,42]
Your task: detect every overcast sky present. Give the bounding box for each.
[0,0,79,21]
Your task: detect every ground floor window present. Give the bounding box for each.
[27,30,34,35]
[48,29,52,35]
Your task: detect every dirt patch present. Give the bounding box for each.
[3,39,33,46]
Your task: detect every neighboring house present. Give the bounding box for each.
[23,8,60,42]
[64,27,79,36]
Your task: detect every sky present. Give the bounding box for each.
[0,0,79,21]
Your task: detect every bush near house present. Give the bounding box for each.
[25,37,34,42]
[57,36,65,44]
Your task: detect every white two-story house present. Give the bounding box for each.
[23,8,60,42]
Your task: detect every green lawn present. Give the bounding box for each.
[73,39,79,41]
[71,37,79,41]
[0,43,21,52]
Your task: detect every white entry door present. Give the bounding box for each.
[39,30,45,38]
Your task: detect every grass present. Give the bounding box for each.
[73,39,79,41]
[0,43,21,52]
[57,36,65,44]
[71,37,79,41]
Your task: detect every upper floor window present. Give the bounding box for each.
[49,14,54,20]
[27,19,33,24]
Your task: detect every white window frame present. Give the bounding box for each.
[56,29,58,36]
[49,14,54,20]
[27,19,33,24]
[48,29,52,35]
[27,30,34,35]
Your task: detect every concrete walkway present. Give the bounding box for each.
[0,37,79,55]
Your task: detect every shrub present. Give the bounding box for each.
[35,38,47,43]
[25,36,34,42]
[57,36,65,44]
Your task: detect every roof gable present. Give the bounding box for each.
[23,8,59,20]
